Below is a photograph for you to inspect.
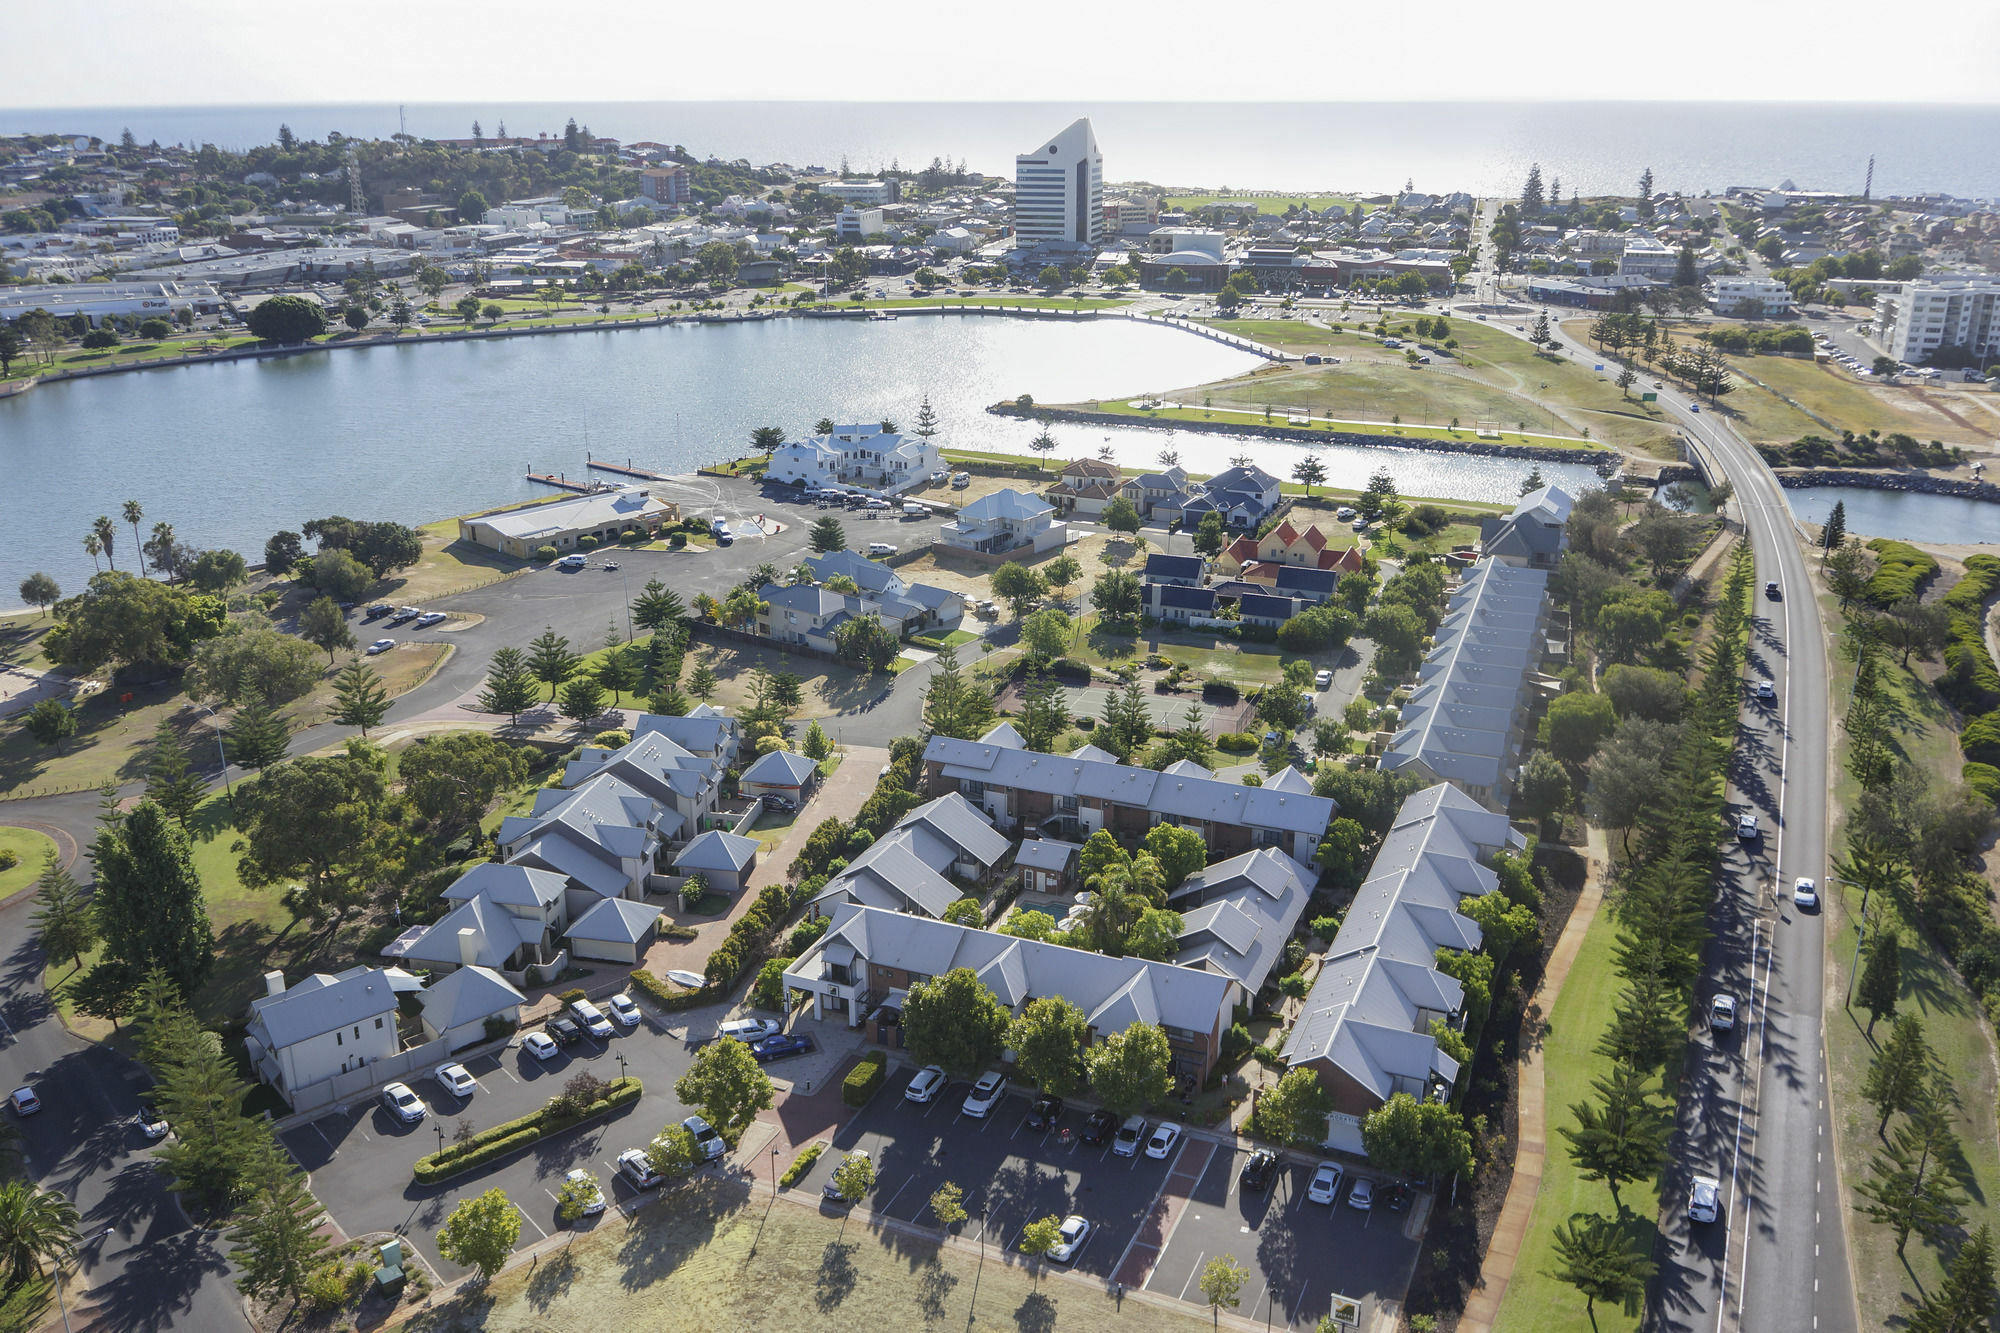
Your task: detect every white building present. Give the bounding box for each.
[245,967,402,1099]
[824,180,898,206]
[936,488,1066,557]
[1707,278,1796,317]
[0,279,219,321]
[765,424,942,493]
[1878,279,2000,365]
[1014,118,1103,248]
[457,487,678,558]
[836,207,886,240]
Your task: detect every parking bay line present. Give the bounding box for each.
[516,1201,549,1242]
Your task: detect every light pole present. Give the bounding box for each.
[771,1146,780,1198]
[616,1052,628,1085]
[195,702,232,800]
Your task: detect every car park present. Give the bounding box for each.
[618,1147,664,1189]
[962,1072,1006,1117]
[1688,1174,1720,1223]
[1709,994,1737,1032]
[683,1115,726,1161]
[365,638,396,655]
[547,1016,584,1046]
[137,1104,170,1139]
[413,611,447,628]
[435,1063,478,1099]
[823,1149,870,1202]
[1144,1122,1182,1159]
[905,1066,947,1103]
[750,1031,813,1062]
[606,993,641,1027]
[1046,1215,1091,1263]
[1239,1149,1278,1192]
[521,1032,559,1061]
[570,999,615,1039]
[1081,1108,1117,1146]
[7,1088,38,1117]
[1347,1177,1375,1210]
[1793,877,1819,910]
[1025,1094,1063,1132]
[562,1168,606,1216]
[718,1018,780,1044]
[380,1082,427,1124]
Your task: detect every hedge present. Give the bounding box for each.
[1962,712,2000,769]
[1940,554,2000,714]
[1864,538,1939,606]
[780,1142,827,1187]
[629,969,721,1011]
[414,1077,642,1182]
[1964,762,2000,808]
[1216,732,1258,753]
[844,1051,887,1107]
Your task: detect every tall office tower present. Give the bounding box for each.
[1014,118,1104,247]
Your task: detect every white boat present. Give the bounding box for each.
[664,969,706,989]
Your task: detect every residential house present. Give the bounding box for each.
[801,549,965,632]
[1380,562,1553,809]
[497,773,677,911]
[739,750,819,802]
[417,966,527,1050]
[1225,521,1367,577]
[923,724,1336,865]
[1168,847,1316,993]
[1015,838,1081,894]
[784,903,1242,1081]
[766,424,943,494]
[245,967,403,1102]
[1143,552,1206,587]
[563,730,729,831]
[1145,582,1219,625]
[673,830,760,893]
[396,863,570,977]
[1179,464,1283,529]
[1118,467,1192,520]
[633,706,740,767]
[1282,784,1522,1153]
[1048,458,1124,517]
[935,489,1066,557]
[564,898,665,964]
[807,794,1011,919]
[756,579,954,649]
[1479,486,1575,570]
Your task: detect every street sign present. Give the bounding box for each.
[1641,392,1658,402]
[1328,1295,1362,1326]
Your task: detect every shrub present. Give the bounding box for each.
[534,545,558,562]
[304,1260,369,1311]
[559,988,587,1006]
[1962,712,2000,768]
[1963,762,2000,808]
[780,1142,827,1186]
[628,968,719,1010]
[0,850,16,873]
[481,1015,517,1043]
[668,532,687,549]
[844,1050,888,1107]
[1863,538,1938,606]
[577,534,600,551]
[1940,554,2000,713]
[413,1126,540,1183]
[1216,731,1258,753]
[1075,715,1096,731]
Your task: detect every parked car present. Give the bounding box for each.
[434,1063,478,1099]
[683,1115,726,1161]
[598,561,619,571]
[751,1032,812,1062]
[1081,1108,1118,1146]
[1239,1149,1278,1192]
[1710,993,1737,1033]
[522,1032,559,1061]
[561,1168,605,1216]
[556,553,588,571]
[760,793,798,813]
[1346,1177,1375,1210]
[1046,1215,1091,1263]
[617,1147,664,1190]
[1025,1094,1063,1133]
[951,472,971,489]
[606,993,641,1027]
[380,1082,427,1124]
[136,1104,170,1139]
[1144,1122,1182,1160]
[365,638,396,655]
[364,603,394,619]
[1112,1115,1147,1157]
[823,1149,870,1202]
[413,611,447,628]
[962,1071,1006,1118]
[547,1016,584,1046]
[1793,877,1819,910]
[1308,1161,1344,1204]
[905,1066,947,1104]
[1314,669,1333,689]
[1383,1182,1413,1213]
[1688,1173,1721,1223]
[569,999,614,1039]
[7,1088,38,1117]
[866,541,897,556]
[719,1018,781,1044]
[901,502,928,517]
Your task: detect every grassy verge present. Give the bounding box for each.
[402,1174,1211,1333]
[1067,396,1604,450]
[0,827,58,898]
[1491,898,1672,1333]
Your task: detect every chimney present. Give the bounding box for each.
[263,970,286,997]
[457,928,480,968]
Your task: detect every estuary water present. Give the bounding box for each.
[0,316,1612,592]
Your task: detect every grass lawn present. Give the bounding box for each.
[0,826,58,898]
[0,335,266,382]
[403,1174,1212,1333]
[1195,317,1350,351]
[823,295,1132,312]
[1165,193,1368,216]
[1063,612,1290,687]
[1077,394,1603,451]
[1725,355,1992,446]
[0,678,192,800]
[1491,898,1673,1333]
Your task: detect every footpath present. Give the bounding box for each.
[1457,824,1609,1333]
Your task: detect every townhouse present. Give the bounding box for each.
[935,488,1067,557]
[1478,485,1574,570]
[807,793,1012,919]
[1047,457,1124,517]
[766,424,943,494]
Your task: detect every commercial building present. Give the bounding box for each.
[638,165,691,206]
[1877,279,2000,365]
[456,487,678,558]
[824,180,899,206]
[1014,118,1103,248]
[836,207,886,240]
[0,279,220,321]
[1707,278,1796,317]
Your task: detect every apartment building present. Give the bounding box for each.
[1878,279,2000,364]
[1707,277,1796,317]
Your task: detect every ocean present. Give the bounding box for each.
[4,101,1997,199]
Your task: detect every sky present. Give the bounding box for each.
[8,0,1999,108]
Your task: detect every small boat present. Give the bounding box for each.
[664,969,706,989]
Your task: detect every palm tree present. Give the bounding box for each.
[91,516,117,571]
[0,1179,80,1290]
[122,500,144,560]
[83,533,102,574]
[148,521,180,582]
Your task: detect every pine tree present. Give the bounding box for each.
[1857,1074,1968,1254]
[329,660,390,736]
[649,683,691,716]
[88,801,214,1001]
[639,633,683,693]
[1637,167,1655,219]
[1864,1014,1933,1134]
[913,395,940,439]
[801,720,833,762]
[1547,176,1562,213]
[29,851,95,970]
[1016,673,1071,754]
[141,977,268,1211]
[526,627,580,700]
[147,720,206,830]
[687,660,718,702]
[1908,1224,1997,1333]
[1855,926,1901,1034]
[228,1141,331,1306]
[809,515,848,554]
[476,647,541,723]
[1545,1213,1655,1322]
[595,642,637,706]
[559,675,607,723]
[920,644,994,740]
[1558,1064,1671,1210]
[630,579,686,633]
[1520,163,1545,214]
[226,699,290,771]
[1821,500,1847,551]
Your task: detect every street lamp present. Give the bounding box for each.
[771,1146,780,1198]
[195,702,232,800]
[616,1052,628,1085]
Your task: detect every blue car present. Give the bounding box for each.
[750,1032,813,1063]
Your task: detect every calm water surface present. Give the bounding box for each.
[1782,487,2000,546]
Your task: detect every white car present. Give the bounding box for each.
[618,1147,664,1189]
[1335,506,1357,521]
[866,541,897,556]
[136,1104,170,1140]
[434,1063,478,1099]
[606,993,641,1027]
[1754,679,1776,702]
[570,999,615,1040]
[1112,1115,1147,1158]
[962,1071,1005,1118]
[1709,994,1737,1033]
[1046,1215,1091,1263]
[719,1018,781,1044]
[905,1065,947,1104]
[1736,812,1759,840]
[1314,669,1333,689]
[683,1115,726,1161]
[380,1082,426,1124]
[562,1168,606,1216]
[1793,877,1819,910]
[365,638,396,655]
[1144,1122,1182,1160]
[1307,1161,1344,1204]
[413,611,447,628]
[1688,1174,1721,1223]
[522,1031,560,1061]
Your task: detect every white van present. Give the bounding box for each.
[555,553,588,571]
[901,502,928,517]
[866,542,897,557]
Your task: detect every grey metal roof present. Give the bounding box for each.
[1168,847,1314,992]
[899,793,1011,869]
[566,897,663,945]
[1152,584,1217,612]
[419,965,525,1031]
[1144,553,1205,583]
[248,966,399,1049]
[740,750,819,787]
[442,862,567,910]
[674,830,760,874]
[1013,838,1079,872]
[806,548,901,594]
[1480,485,1575,562]
[635,711,737,756]
[959,488,1052,522]
[399,897,546,969]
